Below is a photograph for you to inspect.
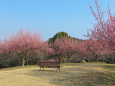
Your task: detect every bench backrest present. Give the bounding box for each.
[37,62,60,67]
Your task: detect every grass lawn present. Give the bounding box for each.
[0,62,115,86]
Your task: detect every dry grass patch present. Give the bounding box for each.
[0,63,115,86]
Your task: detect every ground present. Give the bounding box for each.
[0,63,115,86]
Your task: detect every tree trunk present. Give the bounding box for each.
[22,57,25,66]
[59,56,61,64]
[26,57,29,65]
[26,51,29,65]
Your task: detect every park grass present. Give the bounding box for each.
[0,65,37,71]
[0,62,115,86]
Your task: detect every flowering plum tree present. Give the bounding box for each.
[88,0,115,53]
[0,30,48,66]
[0,39,9,54]
[83,39,105,61]
[51,37,82,63]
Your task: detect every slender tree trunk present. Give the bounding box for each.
[22,57,25,66]
[59,56,61,64]
[26,57,29,65]
[18,53,25,66]
[26,51,29,66]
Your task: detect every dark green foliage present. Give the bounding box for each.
[104,54,115,64]
[49,32,70,43]
[48,32,82,44]
[0,52,49,68]
[0,54,22,68]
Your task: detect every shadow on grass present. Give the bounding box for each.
[109,73,115,85]
[103,65,115,70]
[25,66,114,86]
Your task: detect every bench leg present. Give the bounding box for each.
[40,66,44,70]
[43,67,44,70]
[59,67,60,71]
[57,66,60,72]
[40,66,41,70]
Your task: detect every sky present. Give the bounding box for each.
[0,0,115,41]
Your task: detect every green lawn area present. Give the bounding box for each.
[0,62,115,86]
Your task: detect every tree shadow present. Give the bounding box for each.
[103,65,115,70]
[25,67,112,86]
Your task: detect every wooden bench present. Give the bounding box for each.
[37,61,62,71]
